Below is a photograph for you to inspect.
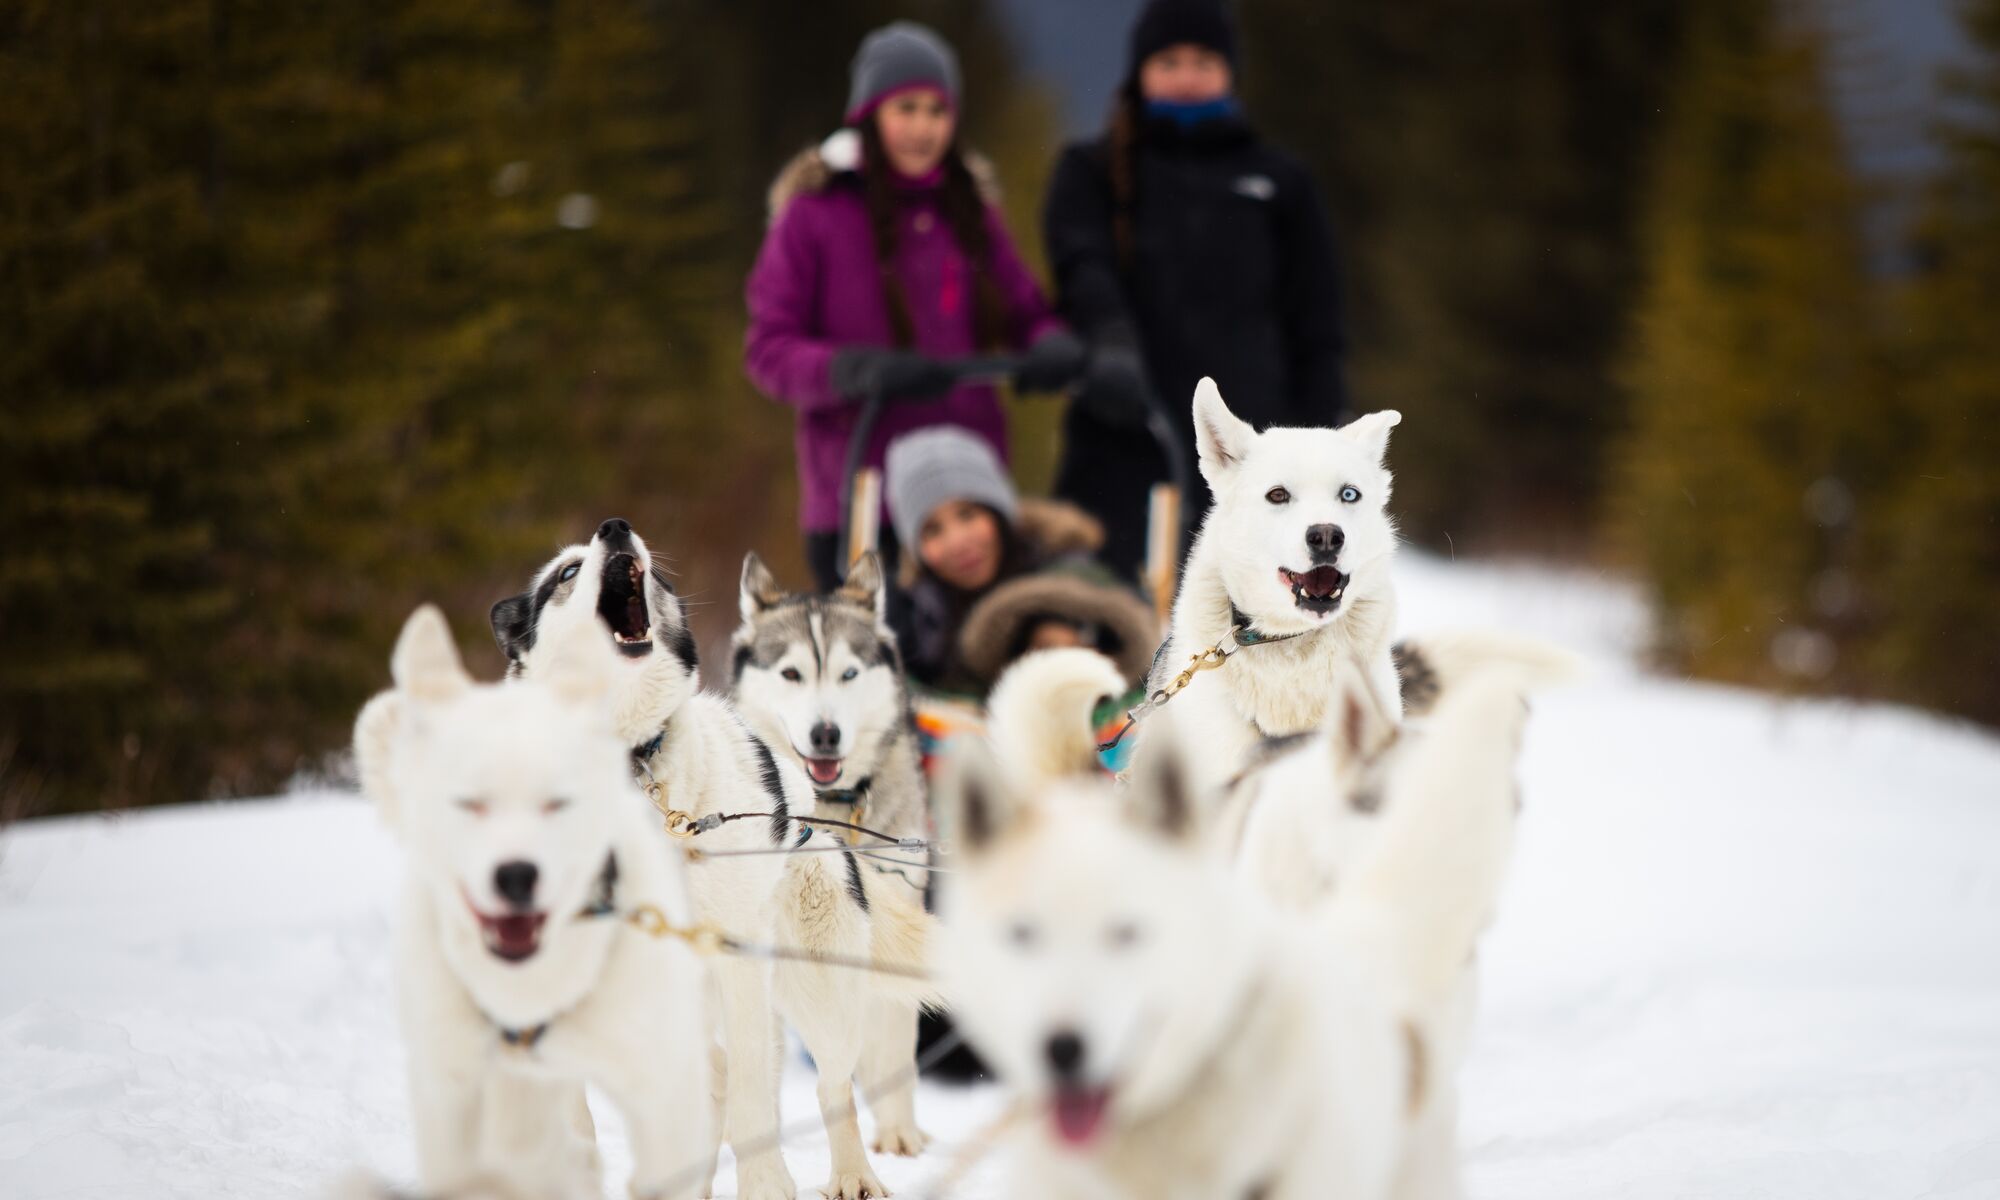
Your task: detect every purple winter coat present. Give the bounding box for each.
[745,148,1064,532]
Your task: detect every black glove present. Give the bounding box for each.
[829,347,957,402]
[1013,329,1087,393]
[1075,342,1152,429]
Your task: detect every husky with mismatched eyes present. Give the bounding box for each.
[935,646,1523,1200]
[492,519,931,1200]
[1133,377,1405,800]
[351,605,710,1200]
[730,550,938,1158]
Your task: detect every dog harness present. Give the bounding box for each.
[1098,603,1313,754]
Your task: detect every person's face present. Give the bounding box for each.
[875,88,955,178]
[1025,620,1085,654]
[919,500,1004,592]
[1138,44,1233,105]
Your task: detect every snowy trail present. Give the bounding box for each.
[5,557,2000,1199]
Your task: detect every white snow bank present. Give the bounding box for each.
[3,556,1997,1198]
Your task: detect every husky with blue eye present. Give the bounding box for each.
[1133,377,1405,802]
[730,550,938,1157]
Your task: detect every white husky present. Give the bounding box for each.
[731,550,937,1158]
[1220,636,1575,1199]
[935,647,1522,1200]
[1136,378,1404,799]
[352,606,709,1200]
[495,519,929,1200]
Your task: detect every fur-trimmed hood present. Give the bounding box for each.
[1012,496,1103,558]
[767,140,1002,224]
[954,498,1161,687]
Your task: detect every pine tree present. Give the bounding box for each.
[1868,0,2000,723]
[1611,2,1883,690]
[1237,0,1688,550]
[0,1,274,813]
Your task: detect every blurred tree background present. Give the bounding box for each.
[1,0,1993,816]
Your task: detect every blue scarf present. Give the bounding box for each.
[1143,96,1240,129]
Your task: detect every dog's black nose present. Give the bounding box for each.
[596,517,633,546]
[494,861,539,908]
[1045,1030,1085,1080]
[1305,523,1345,562]
[809,720,841,756]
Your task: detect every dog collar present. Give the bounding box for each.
[498,1021,549,1051]
[814,775,872,809]
[1227,604,1309,648]
[631,731,665,763]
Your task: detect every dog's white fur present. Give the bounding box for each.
[353,606,709,1200]
[981,645,1129,790]
[935,648,1521,1199]
[505,526,931,1200]
[1222,634,1576,1198]
[1137,378,1404,800]
[732,550,939,1161]
[1225,631,1579,909]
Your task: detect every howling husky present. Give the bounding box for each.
[494,519,929,1200]
[731,549,937,1157]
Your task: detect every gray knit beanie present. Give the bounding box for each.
[885,426,1017,552]
[847,21,961,123]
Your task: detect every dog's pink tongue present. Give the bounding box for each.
[807,757,842,785]
[1052,1087,1111,1147]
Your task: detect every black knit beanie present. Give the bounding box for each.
[1127,0,1239,77]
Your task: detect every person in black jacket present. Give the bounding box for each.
[1043,0,1350,579]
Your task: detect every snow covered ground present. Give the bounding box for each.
[4,555,1999,1199]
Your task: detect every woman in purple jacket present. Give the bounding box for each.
[745,21,1085,591]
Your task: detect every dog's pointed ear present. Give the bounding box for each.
[535,616,620,706]
[490,592,535,664]
[936,740,1028,857]
[1124,736,1200,843]
[392,605,471,702]
[1192,377,1256,488]
[1340,409,1402,464]
[837,551,887,623]
[739,552,784,622]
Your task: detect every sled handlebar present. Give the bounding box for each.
[835,352,1193,590]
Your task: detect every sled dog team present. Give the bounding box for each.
[352,379,1576,1200]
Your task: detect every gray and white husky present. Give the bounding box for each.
[730,549,936,1158]
[493,520,930,1200]
[730,552,928,853]
[1135,377,1405,800]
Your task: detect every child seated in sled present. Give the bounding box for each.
[881,427,1157,767]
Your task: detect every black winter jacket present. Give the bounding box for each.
[1043,113,1349,576]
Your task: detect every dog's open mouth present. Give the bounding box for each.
[1278,565,1348,616]
[1051,1085,1113,1147]
[597,553,653,657]
[804,757,844,786]
[472,908,548,963]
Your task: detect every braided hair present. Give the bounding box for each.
[857,117,1010,350]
